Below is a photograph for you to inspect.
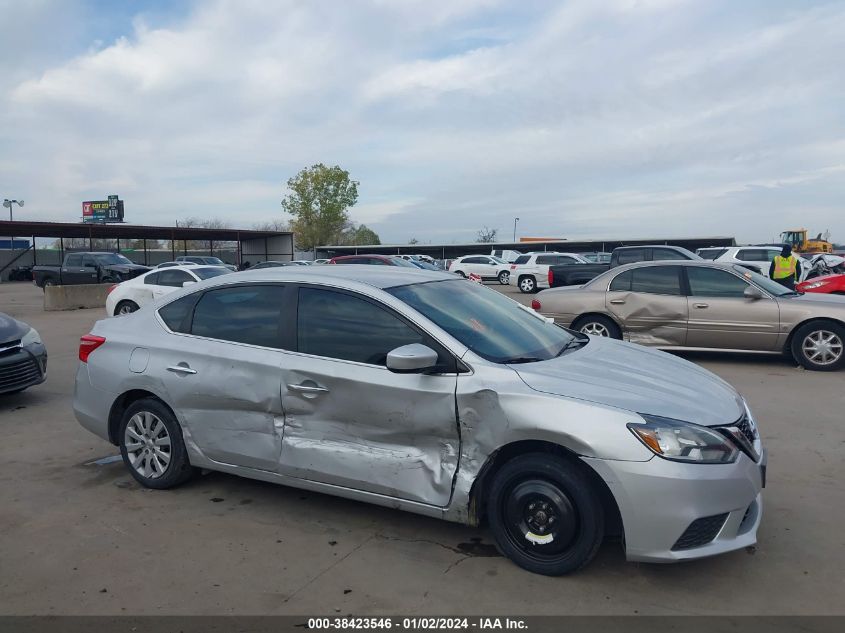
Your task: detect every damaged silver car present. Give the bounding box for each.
[73,267,765,575]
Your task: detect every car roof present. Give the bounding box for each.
[190,264,449,290]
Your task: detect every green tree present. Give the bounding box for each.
[281,164,359,250]
[341,223,380,246]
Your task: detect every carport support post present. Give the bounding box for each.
[143,239,147,266]
[32,236,37,265]
[116,237,120,254]
[60,238,64,263]
[264,237,268,262]
[209,239,213,258]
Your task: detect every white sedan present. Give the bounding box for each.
[448,255,511,284]
[106,266,231,316]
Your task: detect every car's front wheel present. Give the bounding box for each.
[573,315,622,339]
[791,321,845,371]
[455,270,467,278]
[119,398,196,489]
[487,453,605,576]
[114,300,140,316]
[498,271,510,285]
[518,276,537,293]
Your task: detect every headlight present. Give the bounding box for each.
[21,327,42,347]
[804,281,827,289]
[628,414,738,464]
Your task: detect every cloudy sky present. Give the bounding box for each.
[2,0,844,245]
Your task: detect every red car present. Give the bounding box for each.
[797,274,845,295]
[329,255,418,267]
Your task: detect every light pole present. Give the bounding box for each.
[513,217,520,242]
[3,199,24,254]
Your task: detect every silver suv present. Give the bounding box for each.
[74,266,765,575]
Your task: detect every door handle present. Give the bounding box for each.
[609,299,626,304]
[167,365,197,375]
[287,383,329,394]
[694,303,709,309]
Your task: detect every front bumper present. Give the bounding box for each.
[0,344,47,394]
[584,447,765,563]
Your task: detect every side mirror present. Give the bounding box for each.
[182,281,196,288]
[386,344,438,374]
[744,286,764,300]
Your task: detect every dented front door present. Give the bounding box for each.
[277,285,460,507]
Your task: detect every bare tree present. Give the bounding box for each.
[476,226,498,243]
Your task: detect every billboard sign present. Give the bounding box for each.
[82,195,124,223]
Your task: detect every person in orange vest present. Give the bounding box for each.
[769,244,800,290]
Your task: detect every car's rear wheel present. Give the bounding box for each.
[518,276,537,293]
[42,279,55,291]
[455,270,467,278]
[573,315,622,339]
[498,271,510,285]
[119,398,196,489]
[487,453,604,576]
[114,300,139,316]
[791,321,845,371]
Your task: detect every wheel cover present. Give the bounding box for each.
[500,272,510,283]
[124,412,172,479]
[502,479,578,561]
[802,330,843,366]
[520,278,534,291]
[118,303,135,315]
[581,322,610,337]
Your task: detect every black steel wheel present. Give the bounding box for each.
[487,453,604,575]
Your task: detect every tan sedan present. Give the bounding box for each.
[534,260,845,371]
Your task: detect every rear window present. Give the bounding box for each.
[616,248,646,265]
[193,267,231,280]
[513,256,530,265]
[697,248,728,260]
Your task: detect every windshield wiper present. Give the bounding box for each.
[504,357,545,364]
[555,334,589,357]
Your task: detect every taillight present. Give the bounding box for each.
[510,264,517,270]
[531,299,541,311]
[107,284,118,294]
[79,334,106,363]
[548,269,554,286]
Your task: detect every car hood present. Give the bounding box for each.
[512,337,744,427]
[785,289,845,304]
[0,312,29,344]
[108,264,151,273]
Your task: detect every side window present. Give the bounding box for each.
[463,257,483,264]
[687,268,749,298]
[158,294,197,334]
[66,254,82,267]
[630,266,682,295]
[555,256,577,264]
[191,286,286,348]
[609,270,632,291]
[297,287,426,366]
[536,255,554,265]
[82,255,97,268]
[144,272,160,285]
[616,249,646,265]
[737,249,764,262]
[651,248,686,261]
[157,269,193,287]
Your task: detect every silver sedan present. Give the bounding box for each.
[74,266,765,575]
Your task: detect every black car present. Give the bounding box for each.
[32,252,150,289]
[0,312,47,395]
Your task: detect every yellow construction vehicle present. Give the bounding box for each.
[779,229,833,254]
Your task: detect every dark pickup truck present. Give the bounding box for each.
[33,252,150,289]
[547,245,700,288]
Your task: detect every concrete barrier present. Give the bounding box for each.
[44,284,112,311]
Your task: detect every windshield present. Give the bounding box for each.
[388,279,576,363]
[193,267,231,280]
[490,256,507,264]
[94,253,133,265]
[732,265,795,296]
[203,257,225,265]
[697,248,727,260]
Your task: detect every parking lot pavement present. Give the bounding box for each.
[1,280,843,615]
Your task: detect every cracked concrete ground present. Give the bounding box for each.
[1,281,843,615]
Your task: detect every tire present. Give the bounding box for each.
[790,321,845,371]
[573,314,622,339]
[102,276,117,284]
[498,271,510,285]
[42,279,56,291]
[487,453,605,576]
[518,276,537,293]
[114,300,140,316]
[455,270,467,278]
[118,398,196,489]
